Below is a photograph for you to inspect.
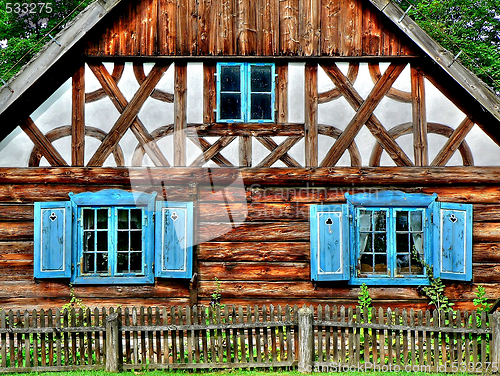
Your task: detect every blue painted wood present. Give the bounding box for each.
[345,190,437,207]
[216,62,245,123]
[34,201,72,279]
[155,201,193,279]
[247,63,275,123]
[69,189,157,206]
[70,189,156,285]
[310,204,349,281]
[436,202,473,281]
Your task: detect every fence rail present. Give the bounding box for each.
[0,305,498,373]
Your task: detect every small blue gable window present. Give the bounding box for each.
[33,190,193,284]
[217,62,275,123]
[310,191,472,285]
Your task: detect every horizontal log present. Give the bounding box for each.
[0,241,33,254]
[198,187,250,202]
[0,204,33,221]
[473,243,500,263]
[0,221,33,240]
[198,242,309,262]
[473,263,500,283]
[2,167,500,186]
[198,202,309,222]
[474,223,500,242]
[0,280,190,299]
[198,222,309,242]
[189,122,305,137]
[474,204,500,222]
[198,262,310,281]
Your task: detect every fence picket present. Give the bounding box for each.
[395,308,401,366]
[456,310,462,365]
[418,310,423,366]
[278,305,285,363]
[286,305,292,362]
[481,311,487,363]
[270,305,277,363]
[317,305,323,363]
[348,307,354,365]
[332,305,338,363]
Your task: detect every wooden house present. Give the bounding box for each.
[1,0,500,311]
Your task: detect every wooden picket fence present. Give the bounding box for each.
[0,305,498,373]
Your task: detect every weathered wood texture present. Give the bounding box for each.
[85,0,417,57]
[0,167,500,310]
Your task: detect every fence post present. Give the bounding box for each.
[106,312,122,372]
[491,312,500,370]
[298,306,314,373]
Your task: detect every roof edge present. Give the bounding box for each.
[0,0,123,118]
[368,0,500,124]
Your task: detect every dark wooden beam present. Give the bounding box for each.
[276,63,288,123]
[321,62,412,167]
[256,136,302,168]
[411,64,428,166]
[4,167,500,186]
[190,137,237,167]
[239,136,252,167]
[20,118,67,167]
[194,137,233,167]
[256,137,302,167]
[87,62,170,167]
[304,63,318,167]
[72,63,86,166]
[174,62,187,167]
[431,117,475,167]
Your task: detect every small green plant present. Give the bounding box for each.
[473,284,492,313]
[209,277,222,307]
[62,283,88,325]
[357,283,372,310]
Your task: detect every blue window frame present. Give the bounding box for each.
[310,191,473,285]
[216,62,275,123]
[33,189,193,284]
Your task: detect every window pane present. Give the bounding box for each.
[396,211,408,231]
[396,254,410,274]
[97,209,108,229]
[130,252,142,273]
[373,211,386,231]
[83,232,94,252]
[374,254,387,274]
[359,210,372,231]
[130,231,142,252]
[220,66,241,91]
[118,209,129,230]
[374,233,386,253]
[97,231,108,252]
[360,254,373,273]
[83,209,94,230]
[410,211,422,231]
[117,252,129,273]
[96,253,108,273]
[250,65,272,92]
[396,233,409,253]
[83,253,95,273]
[220,93,241,120]
[250,93,272,120]
[130,209,142,230]
[118,231,129,252]
[360,233,372,253]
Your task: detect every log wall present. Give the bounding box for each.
[84,0,418,57]
[0,167,499,311]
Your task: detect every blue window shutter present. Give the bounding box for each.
[34,202,72,278]
[435,202,473,281]
[310,204,349,281]
[155,201,193,278]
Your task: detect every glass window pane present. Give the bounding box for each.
[220,66,241,92]
[360,233,372,253]
[373,211,386,231]
[96,253,108,273]
[250,65,272,92]
[130,231,142,252]
[118,209,129,230]
[220,93,241,120]
[396,254,410,275]
[410,211,423,231]
[396,210,408,231]
[83,209,94,230]
[359,210,372,231]
[118,231,129,252]
[117,252,129,273]
[130,209,142,230]
[97,209,108,229]
[97,231,108,252]
[130,252,142,273]
[83,232,94,252]
[360,254,373,273]
[83,253,94,273]
[374,254,387,274]
[250,93,272,120]
[396,233,409,253]
[374,233,386,253]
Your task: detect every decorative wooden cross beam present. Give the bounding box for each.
[320,62,414,167]
[87,62,170,167]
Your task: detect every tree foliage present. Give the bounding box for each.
[394,0,500,94]
[0,0,93,82]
